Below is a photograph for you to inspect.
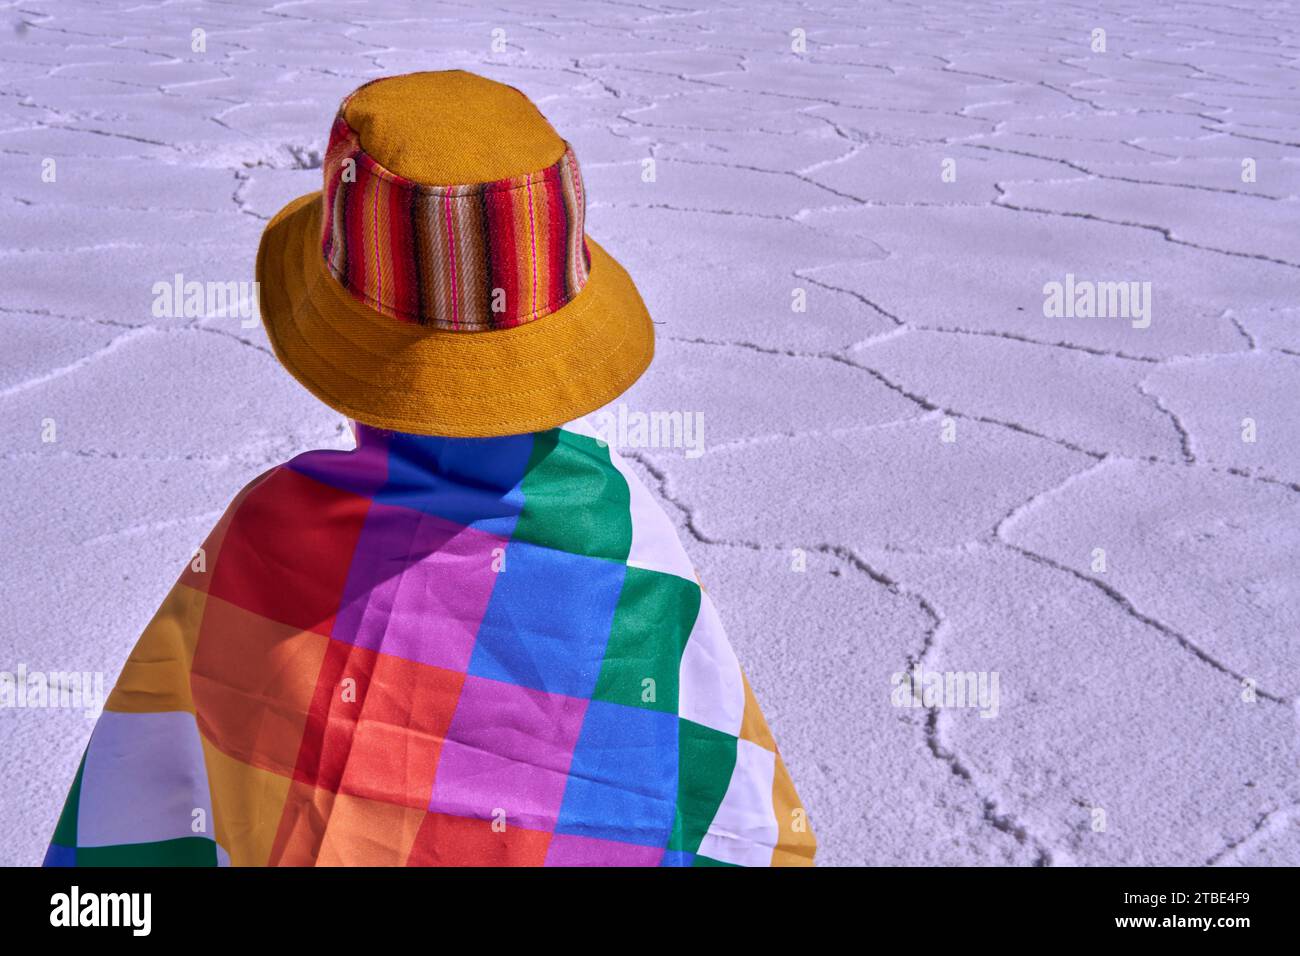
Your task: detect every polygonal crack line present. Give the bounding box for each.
[762,272,1227,368]
[1204,801,1300,866]
[753,413,935,452]
[991,185,1300,270]
[661,332,1116,460]
[872,324,1165,364]
[598,199,790,221]
[0,321,274,401]
[841,544,1062,865]
[56,124,183,151]
[833,353,1112,459]
[633,151,870,204]
[0,324,157,401]
[990,535,1289,706]
[795,272,904,325]
[968,140,1295,201]
[1134,377,1196,464]
[193,322,276,357]
[653,355,1280,509]
[989,449,1296,701]
[1225,311,1260,351]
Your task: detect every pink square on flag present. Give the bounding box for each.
[332,502,506,673]
[544,832,665,867]
[429,676,588,832]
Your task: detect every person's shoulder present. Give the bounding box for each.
[225,463,287,514]
[227,461,369,526]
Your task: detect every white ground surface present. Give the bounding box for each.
[2,1,1298,866]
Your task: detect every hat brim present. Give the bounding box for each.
[256,191,654,438]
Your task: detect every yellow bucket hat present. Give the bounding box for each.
[256,70,654,438]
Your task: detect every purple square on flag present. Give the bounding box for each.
[332,502,506,672]
[286,423,392,499]
[544,833,665,867]
[429,675,588,832]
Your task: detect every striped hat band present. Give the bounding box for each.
[319,112,592,332]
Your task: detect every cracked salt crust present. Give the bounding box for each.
[3,0,1298,867]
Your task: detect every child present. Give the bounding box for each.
[44,70,815,867]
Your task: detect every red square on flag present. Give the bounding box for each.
[209,467,369,635]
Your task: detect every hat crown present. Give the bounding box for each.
[339,71,567,186]
[319,71,591,331]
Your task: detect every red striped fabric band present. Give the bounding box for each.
[320,114,592,331]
